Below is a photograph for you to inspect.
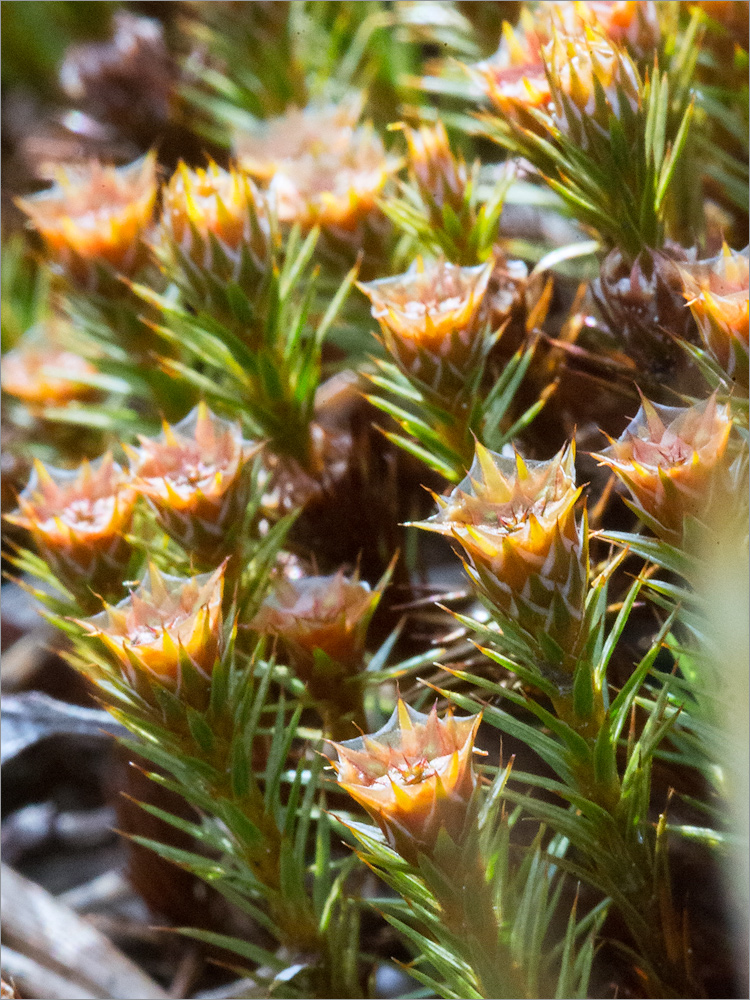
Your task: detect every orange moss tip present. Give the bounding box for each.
[250,569,383,675]
[592,393,735,543]
[410,442,586,643]
[469,2,655,120]
[470,16,550,117]
[266,127,402,232]
[16,153,158,286]
[234,96,366,181]
[235,97,399,233]
[126,403,262,564]
[328,699,482,864]
[679,245,749,386]
[550,1,659,52]
[359,258,493,353]
[358,258,495,402]
[403,120,468,213]
[1,343,98,409]
[413,440,579,545]
[543,25,641,139]
[159,160,269,267]
[7,453,136,604]
[78,562,226,683]
[8,452,135,548]
[127,402,261,510]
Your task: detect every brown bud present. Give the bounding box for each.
[60,12,173,146]
[591,245,698,383]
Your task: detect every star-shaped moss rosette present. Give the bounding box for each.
[234,96,365,182]
[158,161,271,282]
[470,14,551,127]
[125,403,263,566]
[471,0,658,119]
[328,699,482,866]
[592,394,736,546]
[543,25,640,147]
[265,125,402,234]
[403,121,469,224]
[389,119,515,272]
[679,245,749,389]
[412,442,587,661]
[7,454,136,610]
[466,2,683,259]
[552,1,659,53]
[359,257,494,406]
[78,562,225,690]
[16,153,158,291]
[250,569,382,673]
[249,567,390,737]
[1,338,99,413]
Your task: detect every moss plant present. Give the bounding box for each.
[2,2,748,998]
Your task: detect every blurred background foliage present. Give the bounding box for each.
[1,2,116,96]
